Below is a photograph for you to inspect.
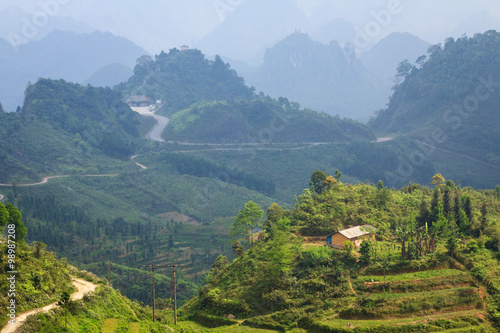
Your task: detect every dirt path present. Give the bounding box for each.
[1,278,98,333]
[348,273,357,296]
[0,174,118,187]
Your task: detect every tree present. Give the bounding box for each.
[5,203,27,242]
[264,203,284,235]
[457,209,470,235]
[415,55,427,67]
[454,195,461,222]
[377,180,385,190]
[32,241,47,259]
[322,175,337,191]
[310,170,327,194]
[266,225,294,279]
[446,237,459,258]
[395,59,413,82]
[359,240,373,265]
[443,187,451,217]
[446,180,455,188]
[481,202,488,229]
[230,201,263,248]
[0,203,8,227]
[211,255,229,275]
[431,173,445,188]
[0,101,4,113]
[417,200,430,227]
[496,185,500,198]
[393,216,416,258]
[232,241,244,257]
[58,291,71,329]
[464,197,473,225]
[334,169,342,181]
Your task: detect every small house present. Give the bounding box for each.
[326,224,376,249]
[126,95,153,107]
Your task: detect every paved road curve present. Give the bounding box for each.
[131,106,168,142]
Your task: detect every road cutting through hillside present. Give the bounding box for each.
[0,174,118,187]
[131,106,168,142]
[1,278,98,333]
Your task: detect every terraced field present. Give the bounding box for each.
[312,268,492,332]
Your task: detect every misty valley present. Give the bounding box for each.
[1,3,500,332]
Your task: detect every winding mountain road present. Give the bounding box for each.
[1,278,98,333]
[131,106,168,142]
[0,174,118,188]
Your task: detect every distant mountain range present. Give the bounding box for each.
[241,32,429,122]
[0,29,147,111]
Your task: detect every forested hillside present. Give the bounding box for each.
[116,48,255,115]
[0,78,141,182]
[0,203,175,332]
[181,175,500,332]
[370,30,500,168]
[165,98,375,143]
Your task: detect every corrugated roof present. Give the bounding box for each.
[126,95,151,102]
[338,224,376,239]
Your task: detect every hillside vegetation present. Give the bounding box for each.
[165,98,375,144]
[0,78,142,182]
[0,203,176,332]
[116,48,255,115]
[370,30,500,167]
[181,175,500,332]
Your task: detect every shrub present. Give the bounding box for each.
[194,312,238,328]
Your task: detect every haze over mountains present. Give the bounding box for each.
[0,29,146,111]
[2,3,500,332]
[1,1,498,119]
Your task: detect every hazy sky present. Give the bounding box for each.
[1,0,499,61]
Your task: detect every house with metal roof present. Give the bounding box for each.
[326,224,376,249]
[126,95,153,107]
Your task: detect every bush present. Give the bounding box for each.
[194,312,238,328]
[242,316,287,332]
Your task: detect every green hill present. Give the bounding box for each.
[369,31,500,186]
[115,48,255,115]
[180,177,500,332]
[165,99,375,143]
[0,78,142,183]
[0,202,175,332]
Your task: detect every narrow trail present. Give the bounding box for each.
[0,174,118,188]
[348,273,357,296]
[1,278,98,333]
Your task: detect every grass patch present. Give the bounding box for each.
[359,268,468,283]
[101,318,119,332]
[129,322,140,333]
